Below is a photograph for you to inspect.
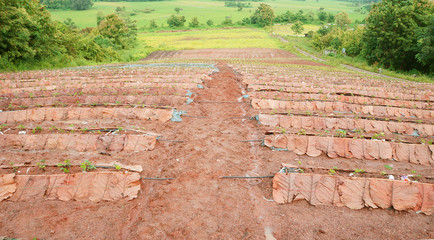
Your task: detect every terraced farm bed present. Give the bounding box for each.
[0,50,432,239]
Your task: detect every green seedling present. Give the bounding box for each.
[9,161,18,173]
[80,160,96,172]
[335,129,347,138]
[380,171,387,176]
[384,164,393,170]
[57,159,71,173]
[18,125,26,130]
[37,159,46,170]
[297,129,306,135]
[32,126,42,133]
[113,164,122,170]
[328,168,336,176]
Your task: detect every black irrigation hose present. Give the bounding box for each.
[240,140,263,142]
[195,101,250,104]
[221,175,274,179]
[141,177,175,180]
[183,115,209,118]
[159,139,184,142]
[226,116,250,119]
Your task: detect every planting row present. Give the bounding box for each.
[251,99,433,120]
[236,65,432,91]
[1,82,200,95]
[244,81,433,101]
[273,169,433,215]
[248,85,433,102]
[0,66,215,82]
[264,134,433,166]
[0,134,157,152]
[249,91,432,109]
[0,86,191,99]
[0,107,173,124]
[0,172,140,202]
[1,95,188,110]
[0,74,207,89]
[258,114,433,137]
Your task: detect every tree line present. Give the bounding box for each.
[309,0,433,73]
[0,0,137,70]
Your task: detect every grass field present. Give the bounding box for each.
[139,28,281,49]
[271,24,321,36]
[48,0,369,29]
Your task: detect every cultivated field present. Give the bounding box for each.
[48,0,368,29]
[0,48,433,239]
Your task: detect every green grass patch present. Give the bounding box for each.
[271,24,321,36]
[283,35,434,83]
[48,0,369,29]
[138,28,281,50]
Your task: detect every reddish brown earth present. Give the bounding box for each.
[0,50,433,239]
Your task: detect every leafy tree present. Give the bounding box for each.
[327,13,335,23]
[64,18,77,30]
[189,17,200,28]
[174,7,181,14]
[0,0,59,63]
[317,10,327,22]
[206,19,214,26]
[416,15,434,72]
[361,0,433,71]
[70,0,93,10]
[335,12,351,29]
[167,15,186,27]
[149,19,158,28]
[291,21,304,35]
[98,13,130,49]
[250,3,275,27]
[241,17,251,25]
[97,11,105,25]
[221,18,233,26]
[41,0,70,9]
[342,26,364,56]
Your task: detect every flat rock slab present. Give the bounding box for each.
[0,172,140,202]
[273,169,434,215]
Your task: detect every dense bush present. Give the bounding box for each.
[40,0,93,10]
[0,0,138,70]
[309,0,433,74]
[167,15,186,27]
[361,0,433,71]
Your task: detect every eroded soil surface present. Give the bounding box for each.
[0,52,433,239]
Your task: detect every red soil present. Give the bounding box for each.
[0,51,433,239]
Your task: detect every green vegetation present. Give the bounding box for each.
[0,0,137,71]
[250,3,275,27]
[47,0,369,29]
[138,28,280,51]
[307,0,433,75]
[41,0,93,10]
[37,159,47,170]
[80,160,96,172]
[57,159,71,173]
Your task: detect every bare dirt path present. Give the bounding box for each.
[126,62,274,238]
